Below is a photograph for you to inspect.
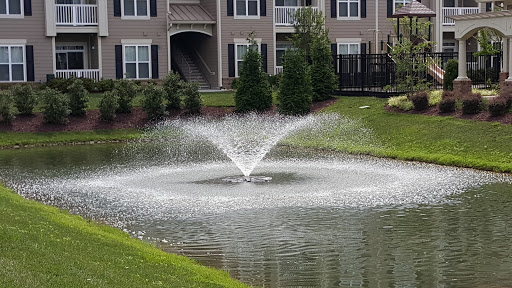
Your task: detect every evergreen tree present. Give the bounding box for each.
[277,49,312,115]
[67,78,89,116]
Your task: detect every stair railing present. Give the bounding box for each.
[193,49,213,89]
[176,48,192,81]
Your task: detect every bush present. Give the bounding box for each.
[410,91,429,111]
[182,82,201,114]
[499,91,512,110]
[441,90,454,99]
[0,90,16,124]
[95,79,115,92]
[310,35,337,102]
[11,84,37,115]
[235,45,272,112]
[277,49,312,115]
[142,84,166,120]
[388,95,413,111]
[428,90,442,106]
[99,90,120,121]
[461,93,482,115]
[438,97,456,113]
[67,79,89,116]
[443,59,458,91]
[488,97,509,117]
[40,88,69,124]
[114,79,138,113]
[163,72,183,110]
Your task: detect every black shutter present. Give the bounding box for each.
[331,43,337,72]
[24,0,31,16]
[331,0,336,18]
[361,43,367,54]
[486,3,492,11]
[115,45,123,79]
[151,45,159,79]
[387,0,393,17]
[306,0,312,6]
[114,0,121,17]
[26,45,34,82]
[261,44,267,73]
[361,0,366,18]
[227,0,233,16]
[260,0,266,16]
[228,44,235,77]
[150,0,157,17]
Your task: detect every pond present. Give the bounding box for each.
[1,142,512,288]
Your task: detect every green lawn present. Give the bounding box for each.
[0,185,249,288]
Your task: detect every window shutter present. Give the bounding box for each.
[261,0,266,16]
[261,44,267,73]
[361,43,367,54]
[227,0,234,16]
[114,0,121,17]
[331,43,338,72]
[26,45,34,82]
[151,45,159,79]
[361,0,366,18]
[306,0,312,6]
[331,0,336,18]
[115,45,123,79]
[486,3,491,11]
[228,44,235,77]
[150,0,157,17]
[387,0,393,17]
[24,0,32,16]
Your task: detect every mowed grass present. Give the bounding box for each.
[0,185,249,288]
[309,97,512,173]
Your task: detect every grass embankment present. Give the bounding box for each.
[309,97,512,173]
[0,185,249,288]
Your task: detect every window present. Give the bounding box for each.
[394,0,410,10]
[56,45,85,70]
[338,42,360,73]
[339,43,360,55]
[0,45,25,82]
[276,43,293,67]
[235,0,259,17]
[276,0,298,6]
[124,45,150,79]
[0,0,22,16]
[235,43,258,76]
[338,0,359,18]
[123,0,148,17]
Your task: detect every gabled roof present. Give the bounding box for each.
[391,0,436,18]
[168,4,216,24]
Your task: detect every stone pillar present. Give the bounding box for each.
[453,39,471,98]
[457,39,468,79]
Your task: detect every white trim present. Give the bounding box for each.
[0,39,27,44]
[234,41,261,77]
[234,38,262,43]
[0,44,26,82]
[122,44,152,79]
[217,0,223,88]
[97,36,103,79]
[336,38,362,43]
[337,0,361,20]
[0,0,24,18]
[55,42,88,70]
[121,39,153,44]
[121,0,150,20]
[234,0,260,19]
[393,0,411,11]
[337,42,361,54]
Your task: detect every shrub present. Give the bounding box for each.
[410,91,429,111]
[40,88,69,124]
[163,72,183,110]
[388,95,413,111]
[488,97,509,117]
[461,93,482,115]
[438,97,456,113]
[99,90,120,121]
[67,79,89,116]
[441,90,454,99]
[310,34,337,102]
[11,84,37,115]
[142,84,166,120]
[443,59,458,91]
[0,90,16,124]
[182,81,202,114]
[95,79,115,93]
[499,91,512,110]
[46,78,73,93]
[235,44,272,112]
[428,90,442,106]
[114,79,138,113]
[277,49,312,115]
[230,78,239,90]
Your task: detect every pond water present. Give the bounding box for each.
[1,143,512,288]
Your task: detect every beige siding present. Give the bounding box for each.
[102,1,169,80]
[199,0,219,87]
[0,1,52,83]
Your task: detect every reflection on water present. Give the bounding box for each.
[1,144,512,288]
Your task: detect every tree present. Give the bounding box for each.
[277,49,312,115]
[163,72,183,110]
[67,78,89,116]
[234,33,272,113]
[290,7,326,59]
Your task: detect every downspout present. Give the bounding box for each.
[167,0,171,74]
[375,0,378,53]
[217,0,223,88]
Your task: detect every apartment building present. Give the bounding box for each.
[0,0,490,89]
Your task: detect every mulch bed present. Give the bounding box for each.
[0,98,339,133]
[385,105,512,125]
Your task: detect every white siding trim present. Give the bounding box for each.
[121,39,153,44]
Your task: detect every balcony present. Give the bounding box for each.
[442,7,480,25]
[275,6,319,26]
[56,4,98,26]
[56,69,100,81]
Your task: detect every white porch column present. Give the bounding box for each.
[457,39,468,79]
[503,38,509,73]
[508,37,512,80]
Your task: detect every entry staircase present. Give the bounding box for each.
[173,47,211,90]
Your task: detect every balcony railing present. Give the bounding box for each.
[275,66,284,74]
[56,69,100,81]
[442,7,480,25]
[56,4,98,26]
[275,6,319,26]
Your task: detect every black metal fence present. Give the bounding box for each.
[334,52,502,96]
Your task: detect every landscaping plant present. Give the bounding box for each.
[443,59,458,91]
[488,96,509,116]
[410,91,429,111]
[67,79,89,116]
[11,84,37,115]
[438,97,456,113]
[114,79,138,113]
[142,83,166,120]
[0,90,16,124]
[182,81,202,114]
[277,49,312,115]
[163,72,183,110]
[99,90,120,121]
[461,93,482,115]
[40,87,70,124]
